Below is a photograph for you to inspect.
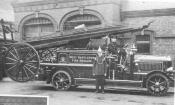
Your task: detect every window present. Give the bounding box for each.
[23,17,54,39]
[136,35,150,54]
[63,14,101,31]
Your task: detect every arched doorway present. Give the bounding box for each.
[23,17,54,39]
[19,13,57,40]
[60,10,105,31]
[63,14,101,31]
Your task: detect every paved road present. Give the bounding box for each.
[0,78,174,105]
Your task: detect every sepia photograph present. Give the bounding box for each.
[0,0,174,105]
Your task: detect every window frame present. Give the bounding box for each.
[134,30,154,55]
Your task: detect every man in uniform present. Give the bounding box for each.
[108,35,121,55]
[93,47,107,93]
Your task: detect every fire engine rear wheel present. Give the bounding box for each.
[4,43,40,82]
[146,73,169,96]
[52,70,72,91]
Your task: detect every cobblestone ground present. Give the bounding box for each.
[0,78,174,105]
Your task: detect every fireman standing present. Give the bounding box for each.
[93,47,107,93]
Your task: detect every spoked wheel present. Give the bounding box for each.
[146,73,169,96]
[52,70,72,91]
[4,43,40,82]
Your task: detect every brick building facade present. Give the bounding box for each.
[12,0,175,65]
[122,8,175,65]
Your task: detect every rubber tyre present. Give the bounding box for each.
[146,73,169,96]
[52,70,72,91]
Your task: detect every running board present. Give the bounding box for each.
[74,78,143,87]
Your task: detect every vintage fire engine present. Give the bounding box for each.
[39,41,174,96]
[0,19,174,96]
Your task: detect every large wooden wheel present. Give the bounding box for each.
[4,43,40,82]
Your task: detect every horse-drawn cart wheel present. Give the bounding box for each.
[52,70,72,91]
[4,43,40,82]
[146,73,169,96]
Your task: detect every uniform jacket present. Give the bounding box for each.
[92,55,107,76]
[108,42,121,54]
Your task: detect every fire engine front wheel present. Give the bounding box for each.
[52,70,72,91]
[146,73,169,96]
